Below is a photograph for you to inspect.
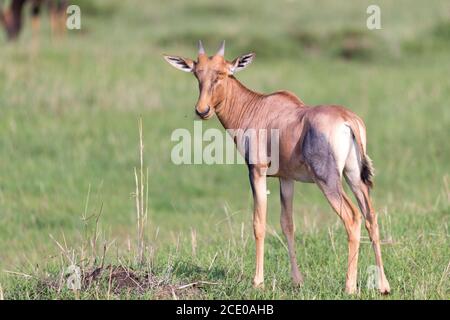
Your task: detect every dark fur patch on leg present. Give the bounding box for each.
[302,126,340,186]
[248,164,256,196]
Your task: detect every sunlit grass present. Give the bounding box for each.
[0,0,448,299]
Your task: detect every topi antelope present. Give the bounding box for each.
[163,41,390,294]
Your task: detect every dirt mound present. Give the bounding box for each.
[82,265,203,299]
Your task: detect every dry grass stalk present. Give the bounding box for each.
[0,283,4,300]
[134,118,149,265]
[191,228,197,257]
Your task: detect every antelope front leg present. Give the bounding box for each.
[249,166,267,287]
[279,178,303,285]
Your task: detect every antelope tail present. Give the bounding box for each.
[347,120,375,188]
[360,153,374,188]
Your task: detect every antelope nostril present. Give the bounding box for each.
[195,106,211,118]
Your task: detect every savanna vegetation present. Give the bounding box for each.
[0,0,448,299]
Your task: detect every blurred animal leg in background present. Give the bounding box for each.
[31,0,42,42]
[50,0,68,39]
[1,0,26,40]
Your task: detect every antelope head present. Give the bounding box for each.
[163,41,255,119]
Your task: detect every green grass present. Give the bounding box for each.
[0,0,449,299]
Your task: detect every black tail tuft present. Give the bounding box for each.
[361,154,375,188]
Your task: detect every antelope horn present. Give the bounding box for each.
[216,40,225,56]
[198,40,205,55]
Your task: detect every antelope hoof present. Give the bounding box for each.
[292,271,304,286]
[380,288,390,295]
[345,285,357,295]
[379,282,391,295]
[253,278,264,289]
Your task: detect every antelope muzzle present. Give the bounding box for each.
[195,105,211,119]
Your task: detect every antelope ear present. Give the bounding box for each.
[229,53,255,74]
[163,55,195,73]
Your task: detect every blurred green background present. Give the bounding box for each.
[0,0,448,299]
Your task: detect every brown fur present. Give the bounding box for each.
[164,42,390,294]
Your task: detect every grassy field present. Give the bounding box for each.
[0,0,449,299]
